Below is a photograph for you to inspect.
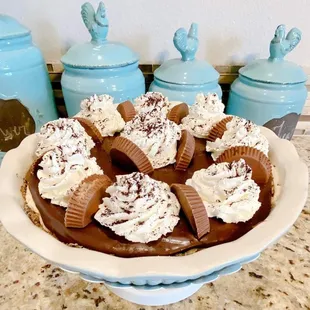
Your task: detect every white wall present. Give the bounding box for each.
[2,0,310,67]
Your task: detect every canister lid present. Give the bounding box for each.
[154,59,219,85]
[61,2,139,68]
[61,41,139,68]
[0,15,30,40]
[240,25,307,84]
[154,23,219,84]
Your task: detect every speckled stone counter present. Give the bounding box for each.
[0,136,309,310]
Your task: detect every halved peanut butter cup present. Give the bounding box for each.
[175,130,195,171]
[65,174,112,228]
[110,136,154,174]
[167,103,189,124]
[117,100,136,122]
[171,184,210,239]
[206,116,233,142]
[216,146,272,184]
[74,117,103,143]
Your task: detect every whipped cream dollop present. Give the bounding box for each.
[94,172,180,243]
[36,118,94,158]
[195,93,225,113]
[206,116,269,160]
[186,159,261,223]
[134,92,170,117]
[76,94,125,137]
[121,113,181,168]
[37,147,103,207]
[181,93,226,138]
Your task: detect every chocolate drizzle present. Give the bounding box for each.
[27,137,273,258]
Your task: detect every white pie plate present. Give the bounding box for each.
[0,127,308,306]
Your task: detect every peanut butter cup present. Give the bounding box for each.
[216,146,272,184]
[65,174,112,228]
[117,100,136,122]
[175,130,195,171]
[167,103,189,124]
[171,184,210,239]
[74,117,103,143]
[206,116,233,142]
[110,136,154,174]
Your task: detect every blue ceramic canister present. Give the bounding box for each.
[61,2,145,117]
[227,25,307,140]
[0,15,58,163]
[149,23,222,105]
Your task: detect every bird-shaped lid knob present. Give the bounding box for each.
[238,24,306,84]
[173,23,199,61]
[269,24,302,61]
[81,1,109,43]
[62,1,139,68]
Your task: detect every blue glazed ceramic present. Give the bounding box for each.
[227,25,307,140]
[61,2,145,116]
[0,15,58,163]
[149,23,222,105]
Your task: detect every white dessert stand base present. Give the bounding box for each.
[104,282,203,306]
[61,259,252,306]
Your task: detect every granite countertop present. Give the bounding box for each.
[0,136,309,310]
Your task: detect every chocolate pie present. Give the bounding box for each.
[24,92,273,258]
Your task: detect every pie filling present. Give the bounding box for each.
[27,137,272,258]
